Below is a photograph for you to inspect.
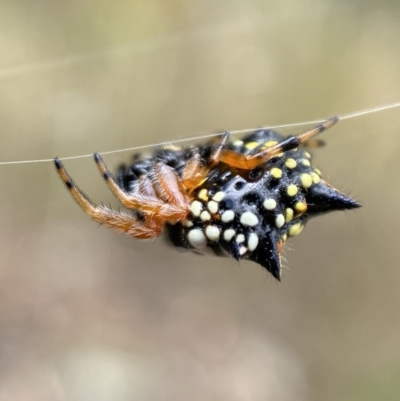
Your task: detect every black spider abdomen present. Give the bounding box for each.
[117,128,360,280]
[168,129,360,279]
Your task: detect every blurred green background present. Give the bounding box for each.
[1,1,400,400]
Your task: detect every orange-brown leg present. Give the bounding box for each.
[181,153,209,191]
[54,158,163,239]
[181,152,202,188]
[93,153,189,221]
[207,131,230,167]
[218,117,339,170]
[181,132,231,191]
[136,174,164,231]
[151,162,189,207]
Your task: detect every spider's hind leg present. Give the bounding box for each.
[217,117,339,170]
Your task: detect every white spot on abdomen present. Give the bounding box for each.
[239,246,248,255]
[247,233,259,251]
[223,229,236,241]
[207,201,219,214]
[236,234,245,243]
[263,198,276,210]
[200,211,211,221]
[212,191,225,202]
[275,214,285,228]
[190,201,203,217]
[221,210,235,222]
[240,212,259,227]
[205,225,220,242]
[188,229,207,249]
[182,219,194,228]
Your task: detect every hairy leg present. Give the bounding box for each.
[54,158,162,239]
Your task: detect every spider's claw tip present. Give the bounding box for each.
[54,157,63,169]
[320,116,339,132]
[93,152,102,163]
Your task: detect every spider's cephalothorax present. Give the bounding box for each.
[55,117,360,280]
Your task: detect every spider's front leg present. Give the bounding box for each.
[54,158,163,239]
[94,153,189,222]
[182,132,230,191]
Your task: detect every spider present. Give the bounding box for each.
[54,117,360,280]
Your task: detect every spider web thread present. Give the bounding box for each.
[0,101,399,166]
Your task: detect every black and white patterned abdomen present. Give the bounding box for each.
[117,129,359,278]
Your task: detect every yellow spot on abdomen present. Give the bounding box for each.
[285,158,297,169]
[289,223,303,237]
[311,172,321,184]
[197,188,209,201]
[270,168,282,179]
[295,201,307,213]
[286,184,298,197]
[285,208,294,222]
[245,141,260,150]
[300,173,313,189]
[263,140,278,148]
